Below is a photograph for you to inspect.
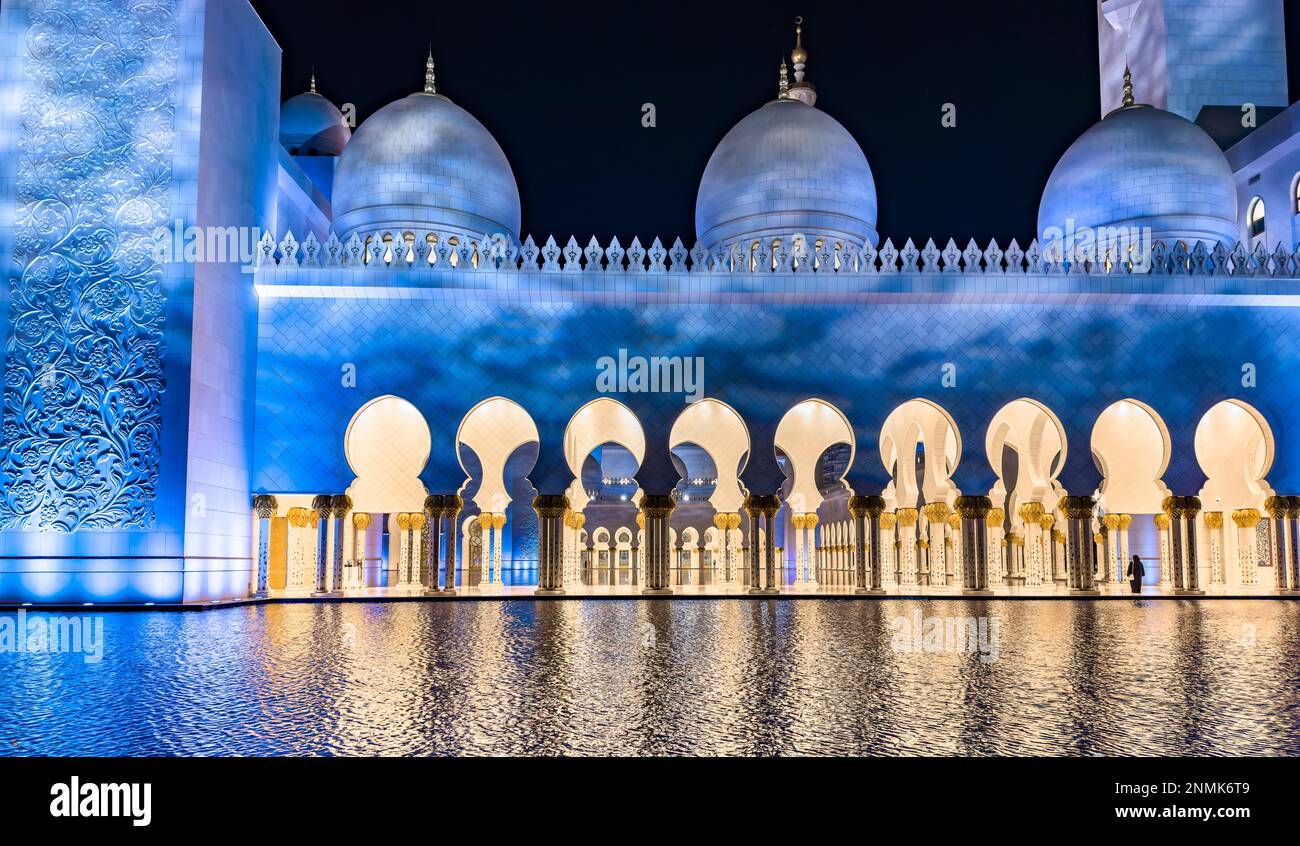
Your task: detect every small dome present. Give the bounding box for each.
[695,98,877,252]
[331,92,520,241]
[1038,105,1238,247]
[280,92,350,156]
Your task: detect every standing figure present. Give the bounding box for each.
[1126,554,1145,595]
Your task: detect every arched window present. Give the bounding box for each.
[1247,197,1266,242]
[1294,176,1300,213]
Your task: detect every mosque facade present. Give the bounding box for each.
[1,0,1300,604]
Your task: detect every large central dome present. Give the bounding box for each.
[696,98,878,253]
[695,22,876,255]
[332,86,521,241]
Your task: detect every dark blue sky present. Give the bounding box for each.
[251,0,1300,245]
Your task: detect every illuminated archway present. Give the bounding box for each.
[1091,399,1171,514]
[344,395,431,513]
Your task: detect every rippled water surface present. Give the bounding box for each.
[1,599,1298,756]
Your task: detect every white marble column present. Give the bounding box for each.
[792,514,807,584]
[880,513,897,586]
[1233,509,1261,588]
[896,509,919,586]
[922,503,949,587]
[986,508,1005,586]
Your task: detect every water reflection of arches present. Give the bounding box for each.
[986,398,1067,588]
[879,399,961,589]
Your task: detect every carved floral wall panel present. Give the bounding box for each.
[1,0,178,530]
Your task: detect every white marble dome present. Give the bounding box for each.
[331,92,521,240]
[1038,104,1238,247]
[280,91,350,156]
[695,98,878,252]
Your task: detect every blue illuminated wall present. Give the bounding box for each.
[251,270,1300,506]
[0,0,277,604]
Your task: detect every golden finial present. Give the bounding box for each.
[309,67,317,94]
[778,55,789,98]
[786,16,816,106]
[1121,64,1134,107]
[424,46,436,94]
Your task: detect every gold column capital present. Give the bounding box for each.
[880,512,897,530]
[253,494,279,519]
[353,512,372,530]
[921,502,949,523]
[985,508,1005,527]
[1153,513,1171,530]
[1017,501,1044,524]
[1231,508,1262,529]
[896,508,919,527]
[1203,511,1224,530]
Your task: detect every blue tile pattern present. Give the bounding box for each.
[252,265,1300,504]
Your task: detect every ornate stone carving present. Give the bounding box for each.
[2,0,179,530]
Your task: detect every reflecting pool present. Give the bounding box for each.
[1,599,1297,756]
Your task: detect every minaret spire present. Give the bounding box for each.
[1121,64,1135,108]
[778,55,789,99]
[309,67,317,94]
[785,16,817,106]
[423,46,436,94]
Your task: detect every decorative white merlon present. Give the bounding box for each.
[255,229,1300,277]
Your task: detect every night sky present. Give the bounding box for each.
[250,0,1300,245]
